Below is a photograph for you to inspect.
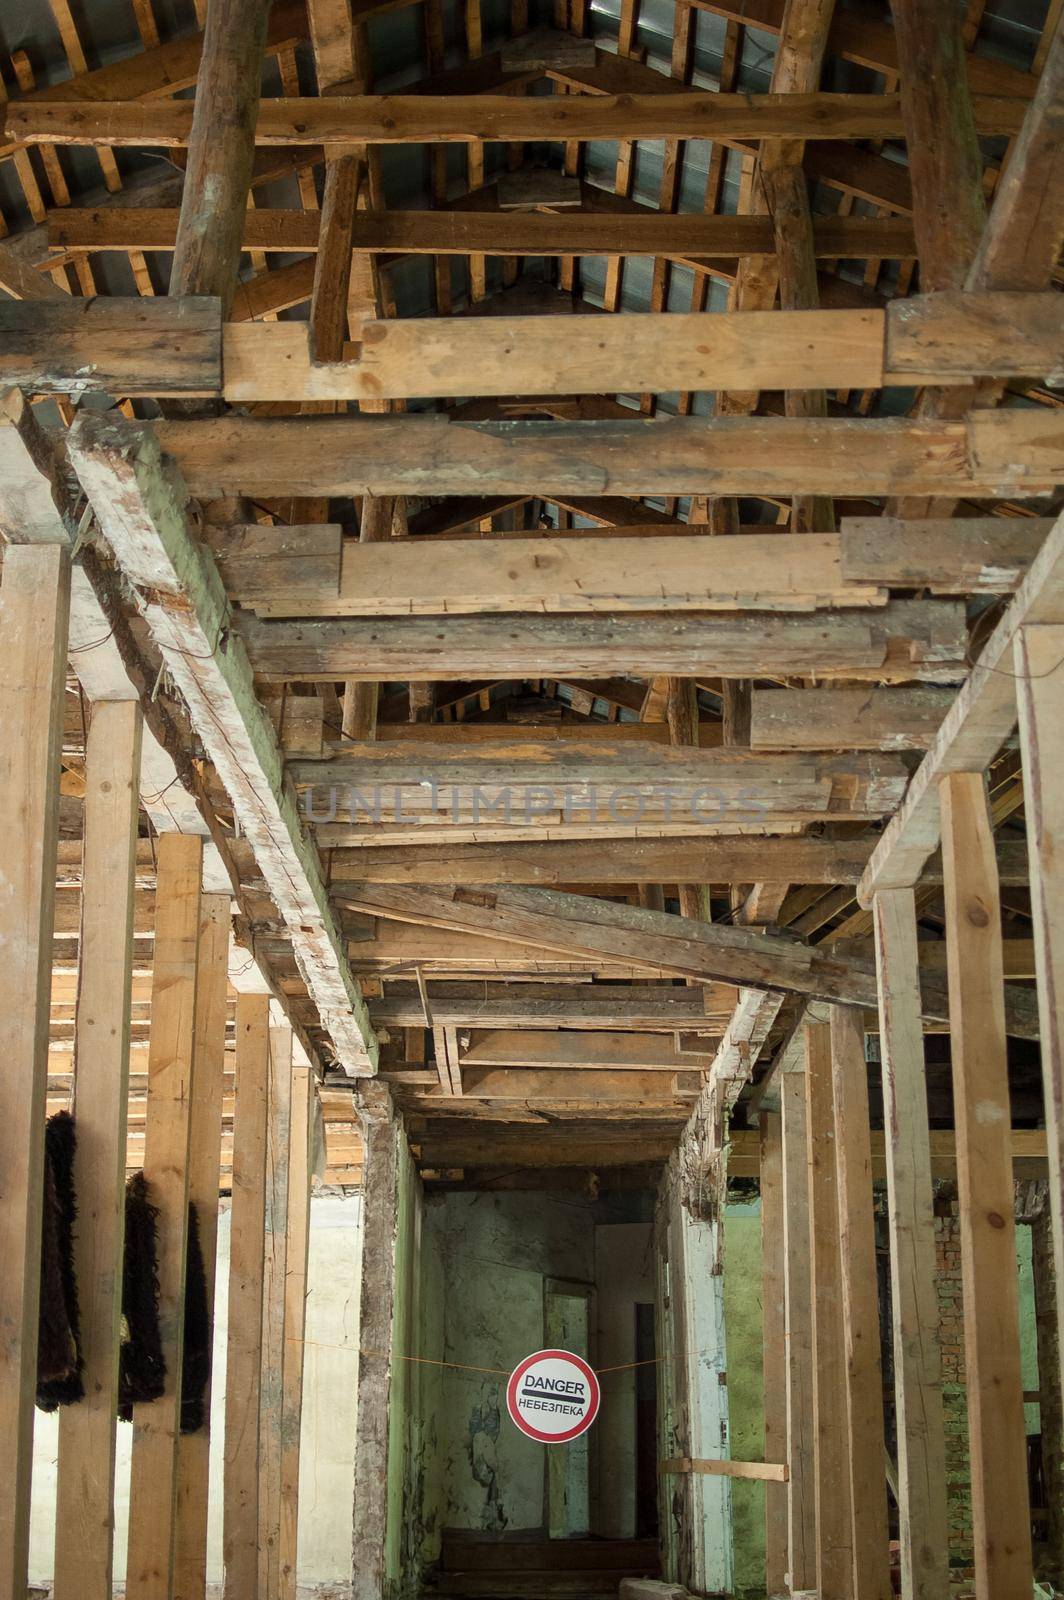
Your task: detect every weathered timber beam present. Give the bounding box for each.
[460,1030,714,1071]
[46,206,917,259]
[146,411,1064,499]
[292,744,910,823]
[5,90,1029,147]
[0,297,222,397]
[220,293,1064,402]
[370,983,738,1029]
[859,507,1064,902]
[235,598,968,684]
[0,0,308,166]
[839,514,1055,594]
[329,836,1030,887]
[66,413,378,1076]
[337,883,1040,1038]
[750,686,955,751]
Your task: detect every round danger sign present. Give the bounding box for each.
[506,1349,600,1443]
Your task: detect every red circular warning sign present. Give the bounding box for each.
[506,1348,600,1443]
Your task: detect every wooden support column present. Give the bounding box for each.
[174,892,232,1600]
[759,1111,788,1595]
[351,1088,400,1600]
[872,887,949,1600]
[260,1027,294,1599]
[939,772,1034,1599]
[780,1069,816,1592]
[170,0,272,311]
[126,833,203,1600]
[54,701,143,1600]
[1015,624,1064,1398]
[0,544,69,1600]
[665,678,710,922]
[830,1005,892,1599]
[805,1020,853,1600]
[280,1066,314,1600]
[890,0,987,290]
[223,993,271,1600]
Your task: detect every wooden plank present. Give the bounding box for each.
[279,1065,313,1600]
[939,772,1033,1599]
[53,703,142,1600]
[1014,625,1064,1416]
[6,90,1030,145]
[659,1457,788,1482]
[830,1005,891,1599]
[885,291,1063,381]
[49,206,918,259]
[0,297,222,397]
[750,686,953,752]
[872,887,949,1600]
[459,1067,698,1102]
[293,744,910,824]
[462,1030,715,1070]
[839,514,1053,594]
[150,411,1064,500]
[805,1020,854,1598]
[225,310,889,401]
[230,528,886,614]
[371,983,738,1030]
[126,834,203,1600]
[223,994,271,1600]
[0,544,69,1600]
[260,1027,293,1599]
[68,412,377,1075]
[174,893,232,1600]
[334,834,1030,887]
[780,1069,816,1591]
[760,1111,788,1594]
[169,0,272,312]
[239,599,968,685]
[859,506,1064,903]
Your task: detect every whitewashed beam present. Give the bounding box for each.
[67,412,378,1076]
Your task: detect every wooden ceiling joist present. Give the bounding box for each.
[5,89,1030,147]
[66,413,379,1077]
[147,411,1064,499]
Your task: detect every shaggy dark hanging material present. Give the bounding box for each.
[36,1111,84,1411]
[119,1172,166,1419]
[180,1203,211,1435]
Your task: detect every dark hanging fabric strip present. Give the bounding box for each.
[36,1111,85,1411]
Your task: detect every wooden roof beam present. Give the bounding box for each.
[3,90,1031,147]
[66,412,379,1076]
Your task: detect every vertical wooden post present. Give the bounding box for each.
[174,892,232,1600]
[224,992,271,1600]
[805,1020,853,1600]
[126,832,203,1600]
[260,1027,294,1599]
[940,771,1034,1599]
[759,1110,788,1596]
[780,1070,816,1592]
[0,544,69,1600]
[872,886,949,1600]
[830,1004,892,1599]
[54,701,143,1600]
[169,0,272,312]
[1015,624,1064,1396]
[352,1091,400,1600]
[280,1066,314,1600]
